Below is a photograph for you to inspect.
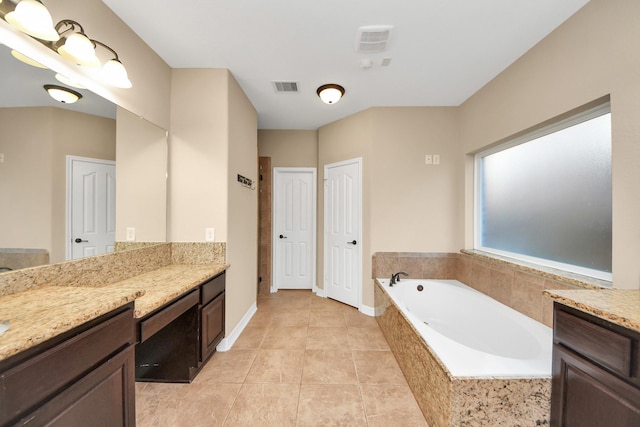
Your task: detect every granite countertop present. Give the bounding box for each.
[544,289,640,333]
[0,263,228,363]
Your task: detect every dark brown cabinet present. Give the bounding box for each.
[551,304,640,426]
[0,304,136,426]
[135,271,225,383]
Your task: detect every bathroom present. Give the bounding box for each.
[1,0,639,425]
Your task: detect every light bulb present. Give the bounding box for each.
[102,59,132,88]
[58,33,100,67]
[5,0,60,42]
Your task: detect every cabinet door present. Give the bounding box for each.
[18,345,136,426]
[552,345,640,427]
[201,292,225,362]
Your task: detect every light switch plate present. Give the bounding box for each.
[205,228,215,242]
[126,227,135,242]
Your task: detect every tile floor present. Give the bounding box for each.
[136,290,428,426]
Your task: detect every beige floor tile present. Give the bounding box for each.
[270,309,310,327]
[306,326,351,350]
[360,384,429,427]
[309,310,347,327]
[152,383,242,427]
[297,384,367,426]
[347,326,390,351]
[232,326,268,349]
[309,296,350,312]
[224,383,300,426]
[301,350,358,384]
[246,309,273,327]
[244,349,305,384]
[343,310,381,329]
[135,383,186,426]
[261,325,308,350]
[353,351,407,385]
[193,350,257,384]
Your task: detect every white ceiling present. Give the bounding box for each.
[102,0,590,130]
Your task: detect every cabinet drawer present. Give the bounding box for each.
[201,272,225,306]
[555,309,633,377]
[139,290,199,342]
[0,306,134,425]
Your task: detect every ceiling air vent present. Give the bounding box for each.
[273,81,299,93]
[356,25,393,53]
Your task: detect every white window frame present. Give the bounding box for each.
[473,102,612,282]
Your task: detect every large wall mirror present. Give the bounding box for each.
[0,38,168,272]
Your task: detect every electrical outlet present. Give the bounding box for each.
[205,228,215,242]
[433,154,440,165]
[425,154,433,165]
[126,227,135,242]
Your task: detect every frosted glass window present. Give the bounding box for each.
[476,109,611,279]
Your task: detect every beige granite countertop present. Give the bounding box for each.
[0,263,228,363]
[0,286,143,362]
[95,264,229,318]
[544,289,640,333]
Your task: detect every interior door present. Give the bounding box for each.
[273,168,317,290]
[67,156,116,260]
[324,158,362,307]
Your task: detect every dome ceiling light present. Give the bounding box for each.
[44,84,82,103]
[316,84,345,105]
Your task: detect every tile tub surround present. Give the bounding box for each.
[544,289,640,333]
[374,281,551,426]
[373,251,587,328]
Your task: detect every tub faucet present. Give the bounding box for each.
[389,271,408,286]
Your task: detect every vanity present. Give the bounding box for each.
[545,289,640,426]
[0,254,228,426]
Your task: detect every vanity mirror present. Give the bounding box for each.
[0,34,168,271]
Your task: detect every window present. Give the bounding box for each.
[475,103,612,281]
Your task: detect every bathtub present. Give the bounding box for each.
[377,278,552,377]
[375,278,552,426]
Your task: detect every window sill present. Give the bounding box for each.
[461,249,612,290]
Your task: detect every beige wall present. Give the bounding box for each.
[115,107,168,242]
[459,0,640,290]
[227,75,259,335]
[170,68,258,336]
[258,130,318,168]
[169,69,229,243]
[0,107,115,263]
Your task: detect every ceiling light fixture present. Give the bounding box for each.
[44,84,82,104]
[316,84,345,105]
[4,0,60,42]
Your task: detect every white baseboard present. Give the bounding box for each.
[313,284,325,297]
[216,301,257,352]
[358,303,375,317]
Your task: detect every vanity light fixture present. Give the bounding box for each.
[93,40,132,88]
[44,84,82,104]
[4,0,59,42]
[54,20,100,67]
[316,84,345,104]
[54,73,86,89]
[11,49,47,68]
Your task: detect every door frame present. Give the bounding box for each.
[323,157,363,308]
[65,155,116,260]
[271,167,317,293]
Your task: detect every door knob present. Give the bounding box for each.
[74,238,88,243]
[347,240,357,245]
[279,234,287,239]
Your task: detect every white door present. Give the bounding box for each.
[324,158,362,308]
[273,168,317,290]
[67,156,116,260]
